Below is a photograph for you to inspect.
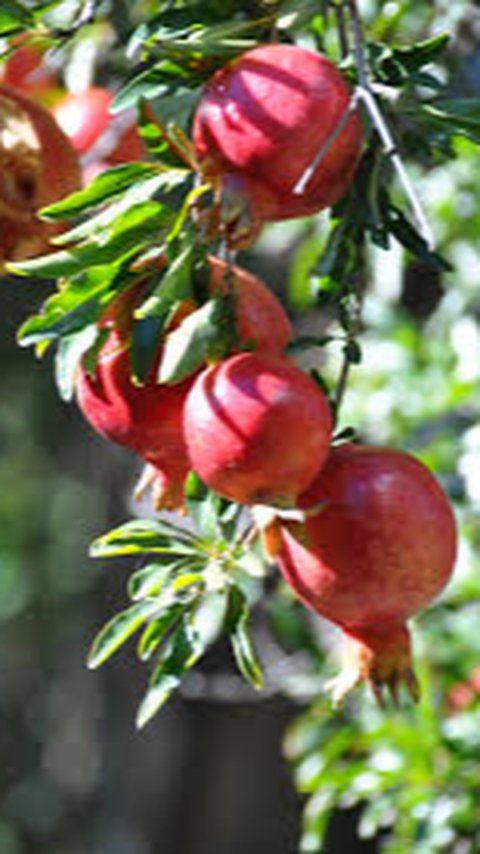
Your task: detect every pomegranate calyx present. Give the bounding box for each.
[326,625,421,708]
[251,503,328,562]
[133,461,187,513]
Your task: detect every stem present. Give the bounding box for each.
[333,239,366,420]
[344,0,435,249]
[333,0,350,58]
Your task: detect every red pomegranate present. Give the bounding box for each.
[53,86,145,177]
[183,351,333,506]
[76,327,193,510]
[53,87,113,154]
[2,37,57,97]
[193,43,363,246]
[0,84,81,263]
[277,443,457,703]
[76,257,291,509]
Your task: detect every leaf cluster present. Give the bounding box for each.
[88,478,265,728]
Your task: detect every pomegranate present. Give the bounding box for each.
[277,443,457,703]
[0,84,81,263]
[2,36,57,97]
[76,327,193,511]
[53,87,113,154]
[52,86,145,180]
[193,43,363,246]
[183,351,333,506]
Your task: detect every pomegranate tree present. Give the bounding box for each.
[183,351,333,506]
[0,84,81,262]
[193,43,363,245]
[277,443,457,702]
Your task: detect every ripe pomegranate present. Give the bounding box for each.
[183,352,333,506]
[0,84,81,263]
[52,86,145,179]
[193,43,363,246]
[277,443,457,703]
[76,327,193,511]
[2,36,57,97]
[76,256,290,509]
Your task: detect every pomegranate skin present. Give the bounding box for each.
[277,443,457,701]
[183,352,333,506]
[193,44,363,236]
[53,87,113,154]
[76,334,192,510]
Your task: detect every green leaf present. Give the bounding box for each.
[226,585,263,690]
[128,560,188,601]
[89,518,195,558]
[136,616,204,728]
[40,163,167,220]
[139,91,200,156]
[276,0,320,33]
[87,600,158,669]
[54,325,98,402]
[184,473,233,541]
[422,100,480,144]
[17,274,117,347]
[385,204,453,271]
[130,242,199,381]
[137,602,185,661]
[0,0,33,35]
[391,34,449,73]
[159,299,218,383]
[111,68,187,114]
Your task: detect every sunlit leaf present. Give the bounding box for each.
[87,600,158,669]
[226,585,263,690]
[136,616,205,728]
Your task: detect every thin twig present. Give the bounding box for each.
[293,94,359,195]
[333,240,367,419]
[334,0,350,58]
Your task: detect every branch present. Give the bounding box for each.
[333,239,366,420]
[344,0,435,249]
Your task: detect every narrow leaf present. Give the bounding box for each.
[90,518,195,558]
[137,602,185,661]
[87,601,157,669]
[159,299,219,383]
[40,163,164,220]
[136,617,204,728]
[226,585,263,690]
[54,326,98,402]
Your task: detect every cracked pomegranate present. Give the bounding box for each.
[0,84,81,263]
[193,43,363,246]
[277,443,457,703]
[183,352,333,506]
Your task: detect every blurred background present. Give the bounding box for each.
[2,1,480,852]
